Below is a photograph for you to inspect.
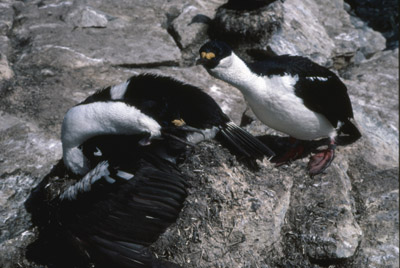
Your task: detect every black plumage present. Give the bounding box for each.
[247,56,361,144]
[26,135,188,268]
[82,74,274,158]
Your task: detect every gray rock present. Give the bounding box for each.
[343,49,399,168]
[346,155,399,268]
[269,0,386,67]
[0,36,11,58]
[13,1,181,68]
[171,6,206,49]
[268,0,335,65]
[169,5,209,62]
[285,156,362,261]
[0,53,13,81]
[0,2,14,36]
[0,230,38,268]
[0,0,398,267]
[0,115,61,176]
[314,0,386,59]
[66,6,108,28]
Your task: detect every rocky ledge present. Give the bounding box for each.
[0,0,398,267]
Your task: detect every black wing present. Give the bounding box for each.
[120,74,275,158]
[248,55,354,127]
[57,155,188,268]
[122,74,230,128]
[294,75,353,128]
[26,134,188,268]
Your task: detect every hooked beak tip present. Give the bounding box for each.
[196,58,206,66]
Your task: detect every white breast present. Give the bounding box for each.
[243,74,336,140]
[207,52,336,141]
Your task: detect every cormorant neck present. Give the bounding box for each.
[207,52,263,95]
[61,101,161,175]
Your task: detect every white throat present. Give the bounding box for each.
[207,53,264,95]
[61,101,161,175]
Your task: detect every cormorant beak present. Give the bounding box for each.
[196,57,207,66]
[196,52,216,65]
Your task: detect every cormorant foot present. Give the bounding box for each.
[307,144,336,176]
[272,138,305,166]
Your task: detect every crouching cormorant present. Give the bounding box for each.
[26,73,274,268]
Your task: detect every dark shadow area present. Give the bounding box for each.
[219,0,277,11]
[217,130,331,171]
[345,0,399,49]
[309,256,349,267]
[25,162,92,268]
[257,135,330,161]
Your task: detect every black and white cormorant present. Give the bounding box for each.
[197,40,361,176]
[62,73,274,175]
[26,74,274,268]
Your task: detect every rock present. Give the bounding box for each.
[209,0,386,67]
[167,0,227,63]
[12,1,181,68]
[0,36,11,58]
[0,2,14,35]
[0,115,61,176]
[0,230,37,268]
[66,6,108,28]
[269,0,386,67]
[343,49,399,168]
[0,53,13,80]
[169,5,209,62]
[345,0,399,49]
[268,0,335,65]
[170,6,203,49]
[284,157,362,264]
[347,157,399,268]
[312,0,386,68]
[0,0,398,267]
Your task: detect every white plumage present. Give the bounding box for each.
[208,53,336,140]
[61,101,161,175]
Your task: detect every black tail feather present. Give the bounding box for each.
[84,236,153,268]
[219,121,275,159]
[336,119,362,146]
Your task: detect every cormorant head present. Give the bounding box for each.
[197,40,232,69]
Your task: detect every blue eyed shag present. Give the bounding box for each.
[26,133,189,268]
[62,73,274,176]
[26,73,275,268]
[198,40,361,176]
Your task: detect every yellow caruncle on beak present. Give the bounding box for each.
[172,119,186,127]
[201,52,216,60]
